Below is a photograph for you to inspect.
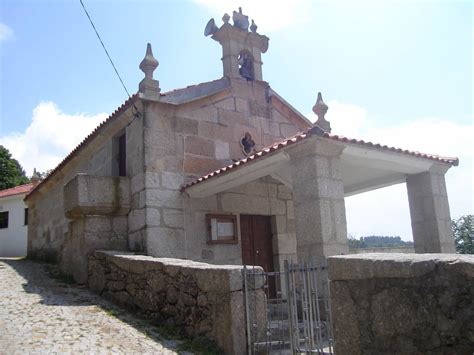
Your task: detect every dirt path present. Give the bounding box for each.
[0,258,180,354]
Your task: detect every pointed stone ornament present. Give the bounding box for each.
[31,168,41,186]
[222,13,230,24]
[232,7,249,30]
[250,19,257,33]
[312,92,331,133]
[139,43,160,100]
[140,43,159,79]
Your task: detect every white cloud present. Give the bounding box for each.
[309,101,474,241]
[0,22,14,41]
[193,0,310,32]
[0,102,107,176]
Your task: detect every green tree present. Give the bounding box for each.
[0,145,29,190]
[452,215,474,254]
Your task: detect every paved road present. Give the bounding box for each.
[0,258,180,354]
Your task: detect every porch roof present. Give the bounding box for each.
[181,126,458,198]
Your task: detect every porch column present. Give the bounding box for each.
[288,138,349,259]
[406,165,455,253]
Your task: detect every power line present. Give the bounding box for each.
[79,0,132,99]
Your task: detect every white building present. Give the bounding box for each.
[0,183,34,257]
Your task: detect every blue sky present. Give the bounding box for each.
[0,0,472,240]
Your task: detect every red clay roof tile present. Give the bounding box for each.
[181,126,459,191]
[0,183,34,199]
[25,94,139,200]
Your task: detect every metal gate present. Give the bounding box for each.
[243,259,334,354]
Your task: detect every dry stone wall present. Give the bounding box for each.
[88,250,252,354]
[328,253,474,354]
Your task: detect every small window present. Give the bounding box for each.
[118,133,126,177]
[206,214,237,244]
[0,211,9,229]
[112,131,126,177]
[24,208,28,226]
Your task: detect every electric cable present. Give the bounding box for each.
[79,0,141,117]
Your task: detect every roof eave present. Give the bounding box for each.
[25,94,140,201]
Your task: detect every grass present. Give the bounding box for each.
[152,323,222,355]
[103,308,124,318]
[43,263,76,285]
[176,335,222,355]
[17,256,75,285]
[99,307,222,354]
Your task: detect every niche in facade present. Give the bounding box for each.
[240,132,256,156]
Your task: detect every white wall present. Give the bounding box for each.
[0,194,28,257]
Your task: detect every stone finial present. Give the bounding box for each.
[232,7,249,31]
[250,20,258,33]
[312,92,331,133]
[139,43,160,100]
[139,43,159,79]
[204,18,219,36]
[31,168,41,186]
[222,13,230,24]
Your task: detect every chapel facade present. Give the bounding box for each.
[25,9,457,283]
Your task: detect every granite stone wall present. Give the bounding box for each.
[26,103,140,265]
[88,250,256,355]
[133,76,308,260]
[185,177,297,267]
[328,253,474,354]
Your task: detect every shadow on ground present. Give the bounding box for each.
[0,258,182,352]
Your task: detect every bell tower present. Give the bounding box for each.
[205,8,269,81]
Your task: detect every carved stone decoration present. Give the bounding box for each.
[240,132,256,156]
[204,18,218,36]
[209,8,269,80]
[222,13,230,24]
[139,43,159,79]
[250,20,258,33]
[31,168,41,186]
[232,7,249,31]
[138,43,160,99]
[312,92,331,133]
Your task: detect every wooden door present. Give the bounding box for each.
[240,215,274,272]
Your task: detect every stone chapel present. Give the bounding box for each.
[25,9,458,283]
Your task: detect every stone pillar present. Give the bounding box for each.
[406,165,455,253]
[288,138,349,259]
[220,39,240,78]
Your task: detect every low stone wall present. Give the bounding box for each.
[328,253,474,354]
[88,250,251,354]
